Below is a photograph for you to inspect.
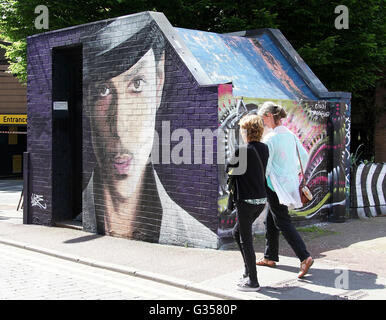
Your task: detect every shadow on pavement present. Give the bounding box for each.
[63,234,104,244]
[0,179,23,193]
[228,217,386,262]
[0,216,14,221]
[261,286,337,300]
[276,264,385,291]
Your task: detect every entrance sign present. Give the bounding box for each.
[0,114,27,125]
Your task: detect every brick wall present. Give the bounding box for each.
[27,27,85,225]
[374,113,386,163]
[374,79,386,163]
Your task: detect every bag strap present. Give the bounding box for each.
[251,145,266,183]
[294,136,305,184]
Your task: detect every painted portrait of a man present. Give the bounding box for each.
[82,15,218,248]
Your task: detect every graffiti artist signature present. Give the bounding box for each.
[31,193,47,210]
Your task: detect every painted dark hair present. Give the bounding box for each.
[83,19,165,81]
[84,18,165,112]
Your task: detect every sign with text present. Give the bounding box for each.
[53,101,68,111]
[0,114,27,125]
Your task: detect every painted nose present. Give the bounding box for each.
[114,94,130,140]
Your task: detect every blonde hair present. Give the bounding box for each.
[257,101,287,125]
[238,114,264,142]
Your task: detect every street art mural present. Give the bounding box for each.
[217,84,349,243]
[82,16,218,248]
[27,13,219,249]
[26,12,350,249]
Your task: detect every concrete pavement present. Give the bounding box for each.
[1,179,385,300]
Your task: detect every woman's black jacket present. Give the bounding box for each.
[226,141,269,201]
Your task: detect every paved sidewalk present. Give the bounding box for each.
[1,179,385,300]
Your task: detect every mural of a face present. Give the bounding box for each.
[90,48,165,200]
[81,19,219,246]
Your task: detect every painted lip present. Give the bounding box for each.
[112,154,132,175]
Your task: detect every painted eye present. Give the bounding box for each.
[99,85,110,97]
[130,77,145,93]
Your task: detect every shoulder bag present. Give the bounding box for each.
[295,139,313,205]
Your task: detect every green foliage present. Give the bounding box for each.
[0,0,385,103]
[0,0,151,81]
[295,225,337,236]
[350,143,364,167]
[350,143,375,167]
[269,0,385,96]
[1,40,27,83]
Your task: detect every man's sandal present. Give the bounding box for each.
[256,258,276,267]
[298,256,314,278]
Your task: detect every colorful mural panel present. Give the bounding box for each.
[217,84,348,243]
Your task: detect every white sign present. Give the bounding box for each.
[53,101,68,111]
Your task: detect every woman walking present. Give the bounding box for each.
[257,102,313,278]
[228,114,269,291]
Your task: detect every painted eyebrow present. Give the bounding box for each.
[124,60,147,81]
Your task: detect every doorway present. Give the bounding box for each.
[52,45,82,227]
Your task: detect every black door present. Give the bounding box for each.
[52,45,82,222]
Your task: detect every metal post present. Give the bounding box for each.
[23,151,30,224]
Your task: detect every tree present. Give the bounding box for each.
[1,0,385,157]
[0,0,152,82]
[2,0,384,92]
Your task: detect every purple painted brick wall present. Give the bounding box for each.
[154,46,219,232]
[27,26,85,225]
